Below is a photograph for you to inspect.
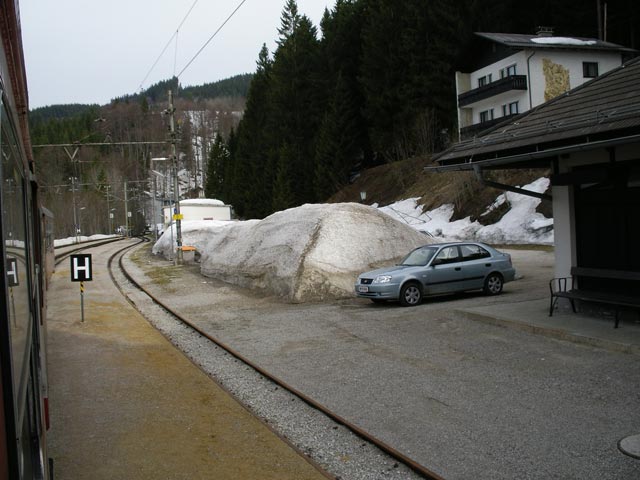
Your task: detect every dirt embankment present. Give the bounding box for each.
[329,156,552,224]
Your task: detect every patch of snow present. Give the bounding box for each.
[180,198,225,206]
[378,177,553,245]
[531,37,597,46]
[54,234,118,247]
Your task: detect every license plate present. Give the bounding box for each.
[358,286,369,293]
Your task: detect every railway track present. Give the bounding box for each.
[106,240,445,480]
[54,236,126,264]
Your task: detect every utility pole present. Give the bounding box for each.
[124,180,128,237]
[168,89,183,264]
[70,176,79,243]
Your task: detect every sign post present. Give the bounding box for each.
[70,254,92,322]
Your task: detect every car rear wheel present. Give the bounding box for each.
[483,273,503,295]
[399,282,422,306]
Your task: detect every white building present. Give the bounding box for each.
[455,29,634,140]
[163,198,232,229]
[433,56,640,306]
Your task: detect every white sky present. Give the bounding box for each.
[20,0,333,109]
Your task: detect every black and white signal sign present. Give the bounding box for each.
[6,257,19,287]
[70,254,92,282]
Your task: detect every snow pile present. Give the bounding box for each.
[153,203,430,302]
[54,234,117,247]
[379,177,553,245]
[531,37,597,46]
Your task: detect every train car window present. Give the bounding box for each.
[1,103,32,409]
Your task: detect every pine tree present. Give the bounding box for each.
[204,133,229,200]
[313,72,362,199]
[269,2,323,206]
[229,44,275,218]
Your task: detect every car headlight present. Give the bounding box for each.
[373,275,392,284]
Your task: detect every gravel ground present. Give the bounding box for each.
[115,247,425,480]
[120,245,640,480]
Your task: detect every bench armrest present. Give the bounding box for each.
[549,276,574,294]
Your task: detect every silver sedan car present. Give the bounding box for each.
[355,242,516,306]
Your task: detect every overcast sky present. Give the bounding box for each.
[21,0,333,109]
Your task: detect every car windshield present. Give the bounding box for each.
[400,246,438,266]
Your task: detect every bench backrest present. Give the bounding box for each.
[571,267,640,296]
[570,267,640,281]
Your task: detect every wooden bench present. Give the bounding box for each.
[549,267,640,328]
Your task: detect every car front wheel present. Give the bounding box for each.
[483,273,503,295]
[399,282,422,306]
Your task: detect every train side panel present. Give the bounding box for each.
[1,2,51,479]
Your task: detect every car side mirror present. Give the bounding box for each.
[430,259,442,266]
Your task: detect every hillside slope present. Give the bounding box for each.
[329,157,552,225]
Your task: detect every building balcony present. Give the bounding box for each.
[459,114,519,140]
[458,75,528,107]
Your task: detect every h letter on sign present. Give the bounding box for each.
[70,254,92,282]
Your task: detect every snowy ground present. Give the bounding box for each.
[54,234,118,247]
[151,177,553,301]
[378,177,553,245]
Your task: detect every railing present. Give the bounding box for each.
[458,75,527,107]
[459,114,519,140]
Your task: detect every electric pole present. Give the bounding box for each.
[168,89,183,264]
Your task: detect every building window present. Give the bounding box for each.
[480,108,494,123]
[583,61,599,78]
[503,102,519,116]
[478,73,493,87]
[500,64,517,78]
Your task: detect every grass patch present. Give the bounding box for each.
[145,266,183,286]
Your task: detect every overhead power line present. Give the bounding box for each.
[176,0,248,79]
[138,0,200,91]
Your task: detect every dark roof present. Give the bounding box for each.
[433,56,640,170]
[475,32,635,54]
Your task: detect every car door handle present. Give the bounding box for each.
[455,267,461,271]
[485,263,492,267]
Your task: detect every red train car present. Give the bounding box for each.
[0,1,52,478]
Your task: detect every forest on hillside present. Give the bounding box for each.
[30,0,640,235]
[211,0,640,219]
[30,75,248,237]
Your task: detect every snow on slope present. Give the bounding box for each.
[380,177,553,245]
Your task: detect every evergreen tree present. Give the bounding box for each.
[313,72,361,199]
[230,44,275,218]
[269,1,323,206]
[204,133,229,200]
[271,144,295,212]
[359,0,465,160]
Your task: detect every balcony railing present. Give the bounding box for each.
[458,75,528,107]
[459,114,519,140]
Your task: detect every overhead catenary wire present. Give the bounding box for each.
[137,0,200,91]
[176,0,248,79]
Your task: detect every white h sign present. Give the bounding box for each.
[70,254,92,282]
